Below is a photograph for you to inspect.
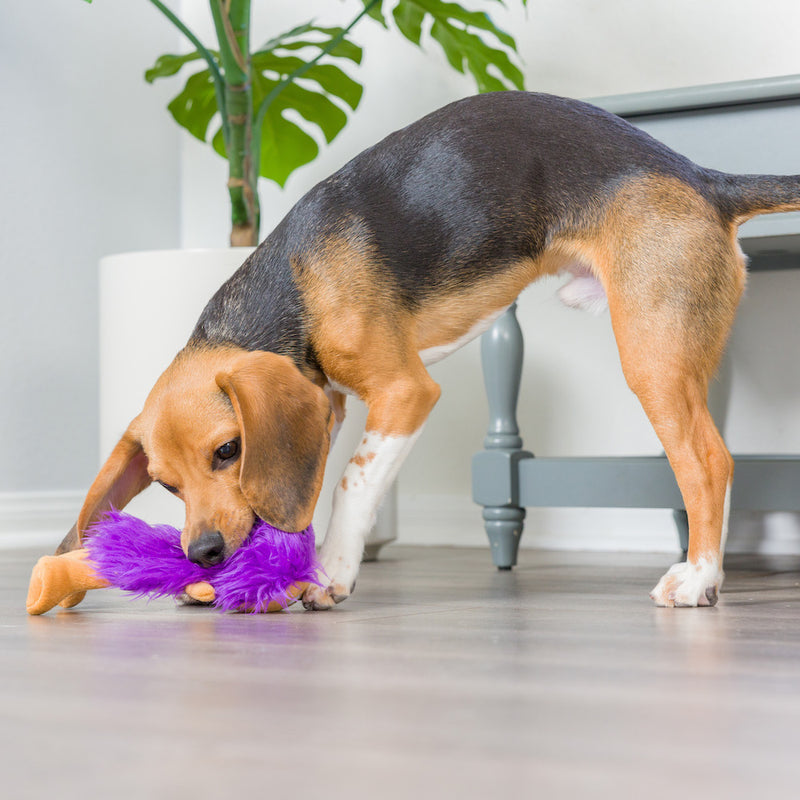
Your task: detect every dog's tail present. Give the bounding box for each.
[707,170,800,224]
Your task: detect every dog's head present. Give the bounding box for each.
[69,348,331,565]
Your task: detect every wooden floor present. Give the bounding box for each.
[3,544,800,799]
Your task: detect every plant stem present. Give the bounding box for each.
[146,0,230,148]
[210,0,259,246]
[149,0,380,247]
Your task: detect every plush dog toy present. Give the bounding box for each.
[26,511,321,615]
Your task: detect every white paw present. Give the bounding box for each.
[302,579,353,611]
[650,559,724,608]
[302,552,359,611]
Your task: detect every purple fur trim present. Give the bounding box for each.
[85,510,321,613]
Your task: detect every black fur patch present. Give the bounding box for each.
[188,220,309,364]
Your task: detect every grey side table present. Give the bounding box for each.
[472,75,800,568]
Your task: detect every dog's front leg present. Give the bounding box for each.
[303,372,440,610]
[302,430,423,609]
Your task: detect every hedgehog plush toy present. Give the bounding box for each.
[26,511,321,615]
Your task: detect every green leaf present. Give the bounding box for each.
[207,81,326,188]
[413,0,516,49]
[387,0,524,92]
[430,19,523,91]
[257,108,320,187]
[303,63,363,110]
[361,0,388,26]
[250,22,364,111]
[248,20,368,186]
[251,72,355,186]
[256,25,363,65]
[166,69,219,142]
[303,27,364,64]
[144,50,208,83]
[211,126,226,160]
[251,51,310,78]
[286,88,349,145]
[254,74,349,145]
[257,22,318,53]
[252,51,364,111]
[392,3,426,45]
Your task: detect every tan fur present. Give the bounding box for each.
[295,233,443,437]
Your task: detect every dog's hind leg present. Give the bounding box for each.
[623,349,734,607]
[602,197,745,606]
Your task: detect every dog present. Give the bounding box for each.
[55,91,800,609]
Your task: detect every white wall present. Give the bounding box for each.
[0,1,180,498]
[5,0,800,555]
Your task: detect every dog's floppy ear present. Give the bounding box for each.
[56,422,152,554]
[216,351,331,533]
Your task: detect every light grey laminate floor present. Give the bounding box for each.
[3,544,800,799]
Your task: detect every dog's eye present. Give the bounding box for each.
[213,439,240,468]
[158,480,179,494]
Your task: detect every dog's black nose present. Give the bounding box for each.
[187,531,226,567]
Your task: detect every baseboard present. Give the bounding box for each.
[5,489,799,556]
[399,493,681,553]
[398,493,490,548]
[0,490,83,549]
[398,493,800,555]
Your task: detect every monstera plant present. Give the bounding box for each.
[116,0,528,244]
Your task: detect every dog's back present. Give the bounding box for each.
[287,92,715,297]
[195,91,800,356]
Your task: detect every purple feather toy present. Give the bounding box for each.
[85,510,322,613]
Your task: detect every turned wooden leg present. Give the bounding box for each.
[472,303,533,569]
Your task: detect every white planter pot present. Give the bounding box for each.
[99,248,253,529]
[99,248,396,557]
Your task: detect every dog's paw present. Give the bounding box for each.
[302,580,353,611]
[650,559,723,608]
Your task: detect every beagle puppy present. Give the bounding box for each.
[57,91,800,609]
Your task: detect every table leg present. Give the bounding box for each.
[473,303,532,569]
